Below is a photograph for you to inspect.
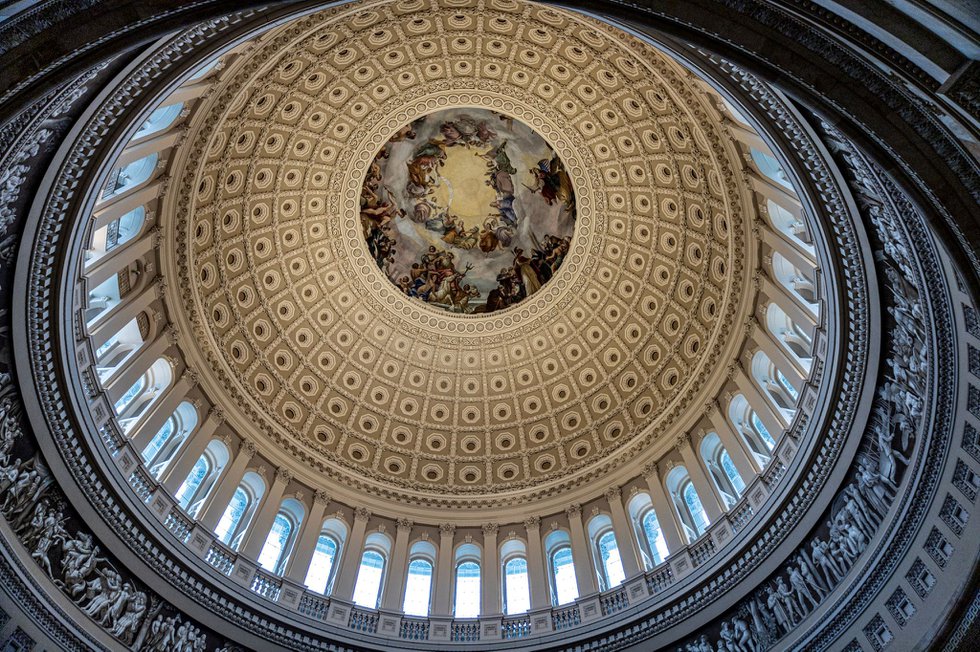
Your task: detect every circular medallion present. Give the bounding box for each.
[361,108,576,314]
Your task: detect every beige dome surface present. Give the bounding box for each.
[167,0,754,511]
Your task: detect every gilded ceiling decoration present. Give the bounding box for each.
[362,107,576,314]
[169,0,754,508]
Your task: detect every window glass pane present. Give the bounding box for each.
[454,560,481,618]
[403,559,433,616]
[352,550,385,608]
[257,513,292,573]
[750,149,793,189]
[751,412,776,449]
[721,451,746,494]
[141,418,174,464]
[214,487,248,545]
[114,376,145,414]
[597,531,625,588]
[504,557,530,615]
[551,547,578,605]
[777,369,799,400]
[305,535,338,594]
[684,484,709,535]
[174,456,208,508]
[641,511,668,565]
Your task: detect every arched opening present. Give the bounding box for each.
[100,152,158,202]
[700,433,746,508]
[587,514,625,591]
[304,518,348,595]
[256,497,305,575]
[352,532,391,609]
[544,529,577,606]
[402,540,436,617]
[113,357,173,432]
[627,492,669,568]
[453,542,481,618]
[500,539,530,616]
[666,467,709,542]
[142,400,199,474]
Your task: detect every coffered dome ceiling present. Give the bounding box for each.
[167,0,753,509]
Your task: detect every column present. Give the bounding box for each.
[238,468,291,560]
[604,487,642,578]
[565,504,597,596]
[733,364,788,431]
[160,408,222,491]
[331,508,371,601]
[675,434,725,523]
[197,440,257,531]
[165,80,212,105]
[752,321,807,388]
[115,130,180,167]
[380,518,413,611]
[284,489,331,583]
[481,523,500,616]
[84,233,154,290]
[88,280,161,350]
[523,517,549,609]
[128,372,193,453]
[642,463,686,552]
[433,523,455,615]
[91,181,163,231]
[759,276,818,330]
[103,329,174,403]
[708,403,762,476]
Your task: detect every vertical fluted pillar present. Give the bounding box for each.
[331,507,371,600]
[605,487,642,578]
[676,434,725,523]
[238,467,291,561]
[566,504,597,595]
[642,463,685,552]
[481,523,500,616]
[433,523,455,615]
[381,518,413,611]
[197,440,256,531]
[523,517,549,608]
[284,490,331,583]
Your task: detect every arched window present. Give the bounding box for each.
[214,487,249,545]
[750,148,793,190]
[701,433,747,508]
[765,198,813,249]
[174,439,228,517]
[86,275,121,325]
[641,510,669,565]
[133,103,184,140]
[667,467,710,542]
[175,456,208,509]
[454,561,481,618]
[683,483,709,536]
[729,394,776,469]
[772,251,819,309]
[766,302,814,366]
[597,531,626,589]
[304,535,339,594]
[87,206,147,269]
[113,358,174,432]
[500,539,530,616]
[305,518,347,594]
[95,317,142,381]
[752,350,797,415]
[352,550,386,608]
[403,558,434,616]
[403,540,436,616]
[101,153,158,201]
[257,513,293,573]
[142,401,198,472]
[544,529,578,606]
[503,557,530,615]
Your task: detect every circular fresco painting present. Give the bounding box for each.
[361,108,576,314]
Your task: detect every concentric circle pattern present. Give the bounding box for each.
[172,0,752,508]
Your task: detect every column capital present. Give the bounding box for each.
[354,506,371,523]
[642,461,659,479]
[208,406,225,424]
[313,489,330,506]
[165,324,180,345]
[240,440,256,458]
[274,467,292,485]
[674,433,692,451]
[397,518,414,532]
[482,522,499,537]
[565,503,582,519]
[439,522,456,537]
[604,486,622,502]
[523,516,541,531]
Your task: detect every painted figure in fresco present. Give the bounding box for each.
[528,155,575,210]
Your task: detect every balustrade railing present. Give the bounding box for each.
[164,510,192,543]
[600,587,630,615]
[553,604,581,631]
[298,592,329,621]
[250,571,282,601]
[501,615,531,639]
[450,620,480,642]
[349,608,379,634]
[128,468,153,502]
[690,535,716,566]
[729,501,754,531]
[647,562,674,594]
[399,617,429,640]
[204,542,235,575]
